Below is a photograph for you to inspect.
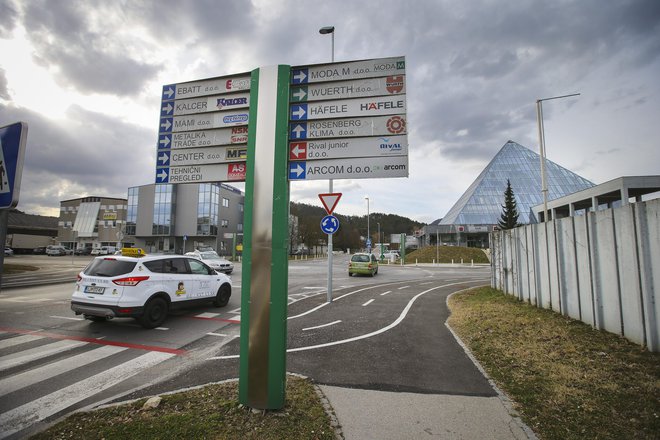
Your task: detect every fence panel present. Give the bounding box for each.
[636,201,660,351]
[574,215,595,326]
[547,222,561,313]
[556,217,581,320]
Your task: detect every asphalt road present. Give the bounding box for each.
[0,254,492,438]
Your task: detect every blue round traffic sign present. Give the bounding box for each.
[320,215,340,234]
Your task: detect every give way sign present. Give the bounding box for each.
[318,193,342,215]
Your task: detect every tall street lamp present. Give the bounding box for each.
[365,196,370,251]
[320,26,335,302]
[536,93,580,222]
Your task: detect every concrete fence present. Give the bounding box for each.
[490,198,660,352]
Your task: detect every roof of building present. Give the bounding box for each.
[439,140,595,225]
[7,210,58,232]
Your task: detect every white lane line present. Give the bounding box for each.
[362,299,375,307]
[302,320,342,331]
[49,315,84,321]
[195,312,220,319]
[380,291,392,296]
[0,339,88,372]
[0,351,174,439]
[154,327,169,331]
[0,345,127,397]
[0,334,44,350]
[398,285,410,290]
[207,332,228,337]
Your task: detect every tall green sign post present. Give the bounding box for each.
[238,65,291,409]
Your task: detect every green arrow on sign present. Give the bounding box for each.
[290,86,308,102]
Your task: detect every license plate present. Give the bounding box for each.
[84,286,105,294]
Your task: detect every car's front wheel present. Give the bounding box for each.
[213,284,231,307]
[138,297,169,329]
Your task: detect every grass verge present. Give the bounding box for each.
[31,376,336,440]
[1,263,39,274]
[448,286,660,440]
[405,245,489,264]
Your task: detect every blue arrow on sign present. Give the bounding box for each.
[320,215,339,234]
[289,162,306,180]
[157,151,170,166]
[291,68,309,84]
[155,168,169,183]
[158,134,171,149]
[290,104,307,121]
[290,123,307,139]
[161,101,174,116]
[159,117,173,133]
[162,84,176,100]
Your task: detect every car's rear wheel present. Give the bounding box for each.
[213,284,231,307]
[139,297,169,329]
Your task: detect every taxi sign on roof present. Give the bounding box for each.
[121,248,146,257]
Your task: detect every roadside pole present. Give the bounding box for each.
[238,65,291,410]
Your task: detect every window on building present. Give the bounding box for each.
[126,187,138,236]
[222,197,229,208]
[197,184,219,236]
[153,184,175,235]
[221,219,229,228]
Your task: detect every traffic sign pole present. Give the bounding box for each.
[239,65,290,410]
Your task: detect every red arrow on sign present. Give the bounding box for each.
[319,193,342,215]
[290,142,307,160]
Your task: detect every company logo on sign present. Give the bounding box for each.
[232,126,248,134]
[379,137,402,151]
[217,97,248,109]
[231,135,248,143]
[223,114,248,124]
[386,76,404,93]
[226,147,247,159]
[228,163,246,180]
[225,78,250,90]
[386,116,406,134]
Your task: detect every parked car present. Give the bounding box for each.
[382,250,400,260]
[33,246,47,254]
[348,253,379,277]
[75,247,93,255]
[4,247,14,256]
[185,251,234,274]
[71,252,232,328]
[46,245,73,256]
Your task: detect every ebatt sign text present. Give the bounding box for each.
[156,74,251,184]
[288,56,409,181]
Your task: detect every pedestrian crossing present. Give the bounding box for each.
[0,332,175,439]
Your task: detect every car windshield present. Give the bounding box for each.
[84,258,137,277]
[200,252,222,260]
[351,255,370,263]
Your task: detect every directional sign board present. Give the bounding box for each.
[0,122,28,209]
[320,215,340,234]
[288,56,408,182]
[156,73,251,184]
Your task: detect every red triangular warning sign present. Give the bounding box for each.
[319,193,342,215]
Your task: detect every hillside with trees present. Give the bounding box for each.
[289,202,424,252]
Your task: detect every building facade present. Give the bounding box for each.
[126,183,244,255]
[58,196,128,251]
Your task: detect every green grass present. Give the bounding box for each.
[31,376,336,440]
[405,245,489,264]
[448,287,660,440]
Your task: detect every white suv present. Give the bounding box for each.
[71,253,232,328]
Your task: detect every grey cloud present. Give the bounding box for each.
[0,0,18,38]
[0,68,9,99]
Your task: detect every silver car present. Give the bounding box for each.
[185,251,234,274]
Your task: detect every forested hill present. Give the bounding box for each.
[290,201,424,251]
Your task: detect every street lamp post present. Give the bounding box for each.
[377,222,382,259]
[536,93,580,222]
[365,196,370,252]
[320,26,335,302]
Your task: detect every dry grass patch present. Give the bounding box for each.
[448,287,660,440]
[31,376,336,440]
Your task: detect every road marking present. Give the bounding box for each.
[186,315,240,324]
[0,334,44,349]
[398,285,410,290]
[0,351,174,439]
[154,327,169,331]
[207,332,228,337]
[0,345,127,397]
[362,299,374,306]
[380,291,392,296]
[195,312,220,319]
[302,320,341,331]
[49,315,84,321]
[0,340,88,372]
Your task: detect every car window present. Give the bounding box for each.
[84,259,137,277]
[189,259,212,275]
[351,255,369,262]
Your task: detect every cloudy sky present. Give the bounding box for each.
[1,0,658,223]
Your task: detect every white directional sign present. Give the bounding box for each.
[161,92,250,117]
[162,110,250,134]
[288,156,408,181]
[289,115,406,140]
[156,162,246,184]
[162,75,250,100]
[289,135,407,161]
[292,56,405,84]
[157,145,247,167]
[290,95,406,121]
[290,76,405,102]
[159,126,248,150]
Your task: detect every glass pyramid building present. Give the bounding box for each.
[440,140,595,225]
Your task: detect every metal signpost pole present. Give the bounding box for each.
[238,65,291,410]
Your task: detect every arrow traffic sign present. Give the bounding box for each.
[291,56,405,85]
[289,114,407,140]
[155,162,247,184]
[289,142,307,160]
[318,193,342,215]
[289,162,306,180]
[288,135,408,161]
[320,215,340,234]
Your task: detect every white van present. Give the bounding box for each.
[92,246,116,256]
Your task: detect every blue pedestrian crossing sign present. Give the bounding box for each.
[0,122,28,210]
[320,215,340,235]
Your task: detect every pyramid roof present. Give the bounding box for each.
[440,141,594,225]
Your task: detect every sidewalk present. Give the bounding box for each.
[319,386,534,440]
